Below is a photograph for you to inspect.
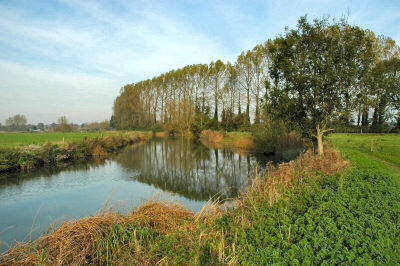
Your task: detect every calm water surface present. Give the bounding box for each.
[0,137,287,252]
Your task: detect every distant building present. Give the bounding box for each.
[29,126,41,132]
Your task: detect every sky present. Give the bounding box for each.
[0,0,399,125]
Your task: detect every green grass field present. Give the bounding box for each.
[327,133,400,176]
[0,132,113,147]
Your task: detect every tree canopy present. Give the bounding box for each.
[112,15,400,154]
[5,114,27,131]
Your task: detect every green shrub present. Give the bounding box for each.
[251,116,287,152]
[151,123,165,134]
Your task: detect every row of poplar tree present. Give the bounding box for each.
[112,16,400,152]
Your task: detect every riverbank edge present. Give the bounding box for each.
[0,132,147,173]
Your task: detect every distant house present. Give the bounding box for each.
[29,126,41,132]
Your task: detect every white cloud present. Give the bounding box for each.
[0,0,398,124]
[0,0,232,123]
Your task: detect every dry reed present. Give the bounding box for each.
[238,149,347,208]
[0,200,196,265]
[200,129,224,144]
[155,131,169,138]
[92,145,108,156]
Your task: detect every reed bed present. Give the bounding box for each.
[200,130,256,151]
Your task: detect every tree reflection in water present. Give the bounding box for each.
[114,137,278,201]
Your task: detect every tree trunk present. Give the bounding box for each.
[372,107,379,126]
[214,95,218,120]
[255,94,260,124]
[316,125,324,155]
[246,88,250,120]
[362,107,369,126]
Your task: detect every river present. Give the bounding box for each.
[0,137,290,252]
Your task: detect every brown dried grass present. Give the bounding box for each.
[201,129,224,144]
[155,131,169,138]
[233,138,255,149]
[92,145,108,156]
[135,132,147,141]
[239,149,348,207]
[0,200,195,265]
[128,200,193,233]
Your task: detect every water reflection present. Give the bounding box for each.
[0,137,293,252]
[0,158,106,187]
[114,137,273,201]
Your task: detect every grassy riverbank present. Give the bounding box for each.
[1,133,399,264]
[0,131,148,147]
[0,132,146,172]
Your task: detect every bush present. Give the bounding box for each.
[189,113,210,138]
[233,113,250,131]
[164,122,180,136]
[55,123,73,132]
[220,108,235,131]
[251,115,287,152]
[151,123,165,134]
[208,118,220,131]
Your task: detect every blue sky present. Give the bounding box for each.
[0,0,399,124]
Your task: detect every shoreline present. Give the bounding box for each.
[0,133,146,173]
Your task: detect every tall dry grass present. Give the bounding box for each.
[0,200,194,265]
[200,129,224,144]
[155,131,169,138]
[200,130,255,151]
[239,149,347,208]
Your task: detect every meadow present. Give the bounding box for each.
[327,133,400,173]
[0,132,115,147]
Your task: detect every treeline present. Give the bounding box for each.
[1,114,111,132]
[113,16,400,152]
